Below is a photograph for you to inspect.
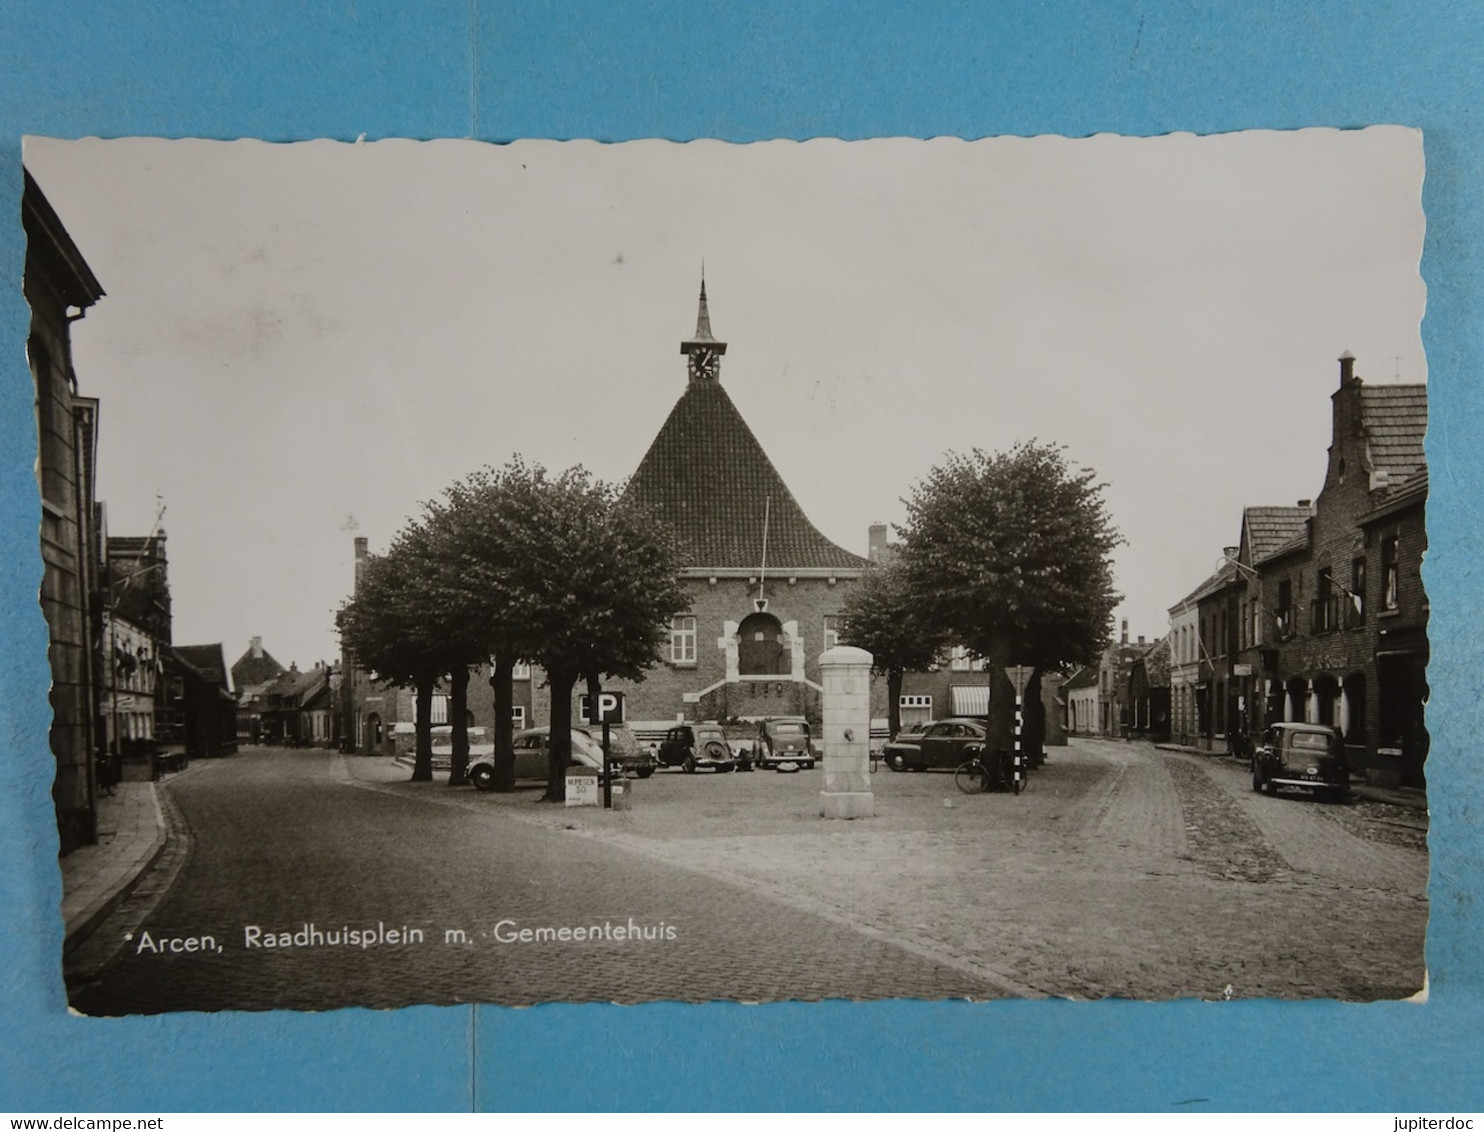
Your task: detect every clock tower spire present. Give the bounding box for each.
[680,275,727,382]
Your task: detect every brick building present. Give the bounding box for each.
[1165,353,1428,784]
[1256,354,1428,784]
[569,281,873,731]
[24,170,106,852]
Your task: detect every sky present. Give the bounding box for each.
[22,129,1426,672]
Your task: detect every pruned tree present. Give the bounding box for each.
[839,559,947,738]
[336,528,446,782]
[430,462,688,801]
[898,441,1121,763]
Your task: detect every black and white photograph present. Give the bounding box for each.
[24,128,1429,1015]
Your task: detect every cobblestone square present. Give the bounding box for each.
[65,736,1427,1014]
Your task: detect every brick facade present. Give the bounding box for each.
[25,171,106,854]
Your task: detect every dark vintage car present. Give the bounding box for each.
[751,717,816,770]
[1251,722,1350,801]
[657,722,749,773]
[882,717,987,771]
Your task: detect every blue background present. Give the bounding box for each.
[2,0,1481,1111]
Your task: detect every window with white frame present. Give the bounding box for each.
[950,645,972,671]
[511,706,526,729]
[822,615,840,651]
[511,661,531,680]
[670,615,696,663]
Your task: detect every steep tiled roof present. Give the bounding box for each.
[625,379,868,570]
[1171,560,1241,612]
[1243,505,1313,563]
[1360,384,1427,488]
[1360,468,1428,524]
[231,646,284,688]
[1135,634,1172,684]
[174,643,230,690]
[1064,664,1099,691]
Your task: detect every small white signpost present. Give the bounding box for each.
[564,767,599,807]
[1005,665,1034,795]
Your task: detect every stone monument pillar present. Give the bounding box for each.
[818,644,875,819]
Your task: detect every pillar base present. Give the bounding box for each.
[820,790,875,819]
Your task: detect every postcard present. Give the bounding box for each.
[23,129,1428,1014]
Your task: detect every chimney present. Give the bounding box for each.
[354,536,369,590]
[251,635,263,658]
[1120,619,1129,645]
[1339,350,1356,387]
[868,522,888,563]
[1223,546,1238,561]
[1138,635,1145,645]
[1297,499,1312,509]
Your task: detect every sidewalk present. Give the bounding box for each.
[59,779,167,954]
[1153,741,1428,812]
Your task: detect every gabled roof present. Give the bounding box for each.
[1359,468,1428,525]
[1064,664,1099,691]
[231,645,285,688]
[1360,384,1427,489]
[1170,560,1241,613]
[174,643,230,690]
[625,374,868,571]
[1133,634,1172,685]
[1243,505,1313,563]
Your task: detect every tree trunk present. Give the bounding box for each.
[411,673,435,782]
[585,671,601,728]
[887,668,903,738]
[490,652,516,792]
[985,636,1015,778]
[545,666,578,802]
[448,665,470,786]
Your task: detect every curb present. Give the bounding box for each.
[61,783,169,957]
[1154,743,1428,811]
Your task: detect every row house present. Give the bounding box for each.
[25,169,106,853]
[1169,354,1428,786]
[100,528,172,782]
[1127,633,1171,742]
[1064,622,1158,737]
[160,644,239,761]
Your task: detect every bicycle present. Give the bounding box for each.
[954,746,1025,795]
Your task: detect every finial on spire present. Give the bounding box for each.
[681,272,727,382]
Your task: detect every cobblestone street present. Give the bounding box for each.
[65,737,1428,1014]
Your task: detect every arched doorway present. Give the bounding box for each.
[1285,676,1308,723]
[365,712,384,753]
[737,611,789,676]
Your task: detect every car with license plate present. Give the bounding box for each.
[657,722,749,773]
[468,726,612,790]
[881,717,987,772]
[1251,722,1350,801]
[751,717,816,770]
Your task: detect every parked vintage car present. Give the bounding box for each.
[1251,722,1350,801]
[881,717,987,772]
[657,722,749,773]
[579,723,658,778]
[751,717,816,770]
[467,726,611,790]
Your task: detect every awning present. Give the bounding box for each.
[951,685,991,716]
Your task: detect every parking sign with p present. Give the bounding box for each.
[588,691,625,725]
